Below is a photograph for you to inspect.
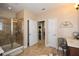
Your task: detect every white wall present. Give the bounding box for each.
[52,4,79,39]
[16,4,79,48]
[37,4,79,39]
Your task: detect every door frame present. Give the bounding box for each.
[37,20,50,47]
[38,21,45,40]
[38,20,46,40]
[27,20,29,47]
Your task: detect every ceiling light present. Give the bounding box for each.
[42,8,46,11]
[8,7,12,10]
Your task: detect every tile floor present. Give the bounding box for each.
[18,39,60,56]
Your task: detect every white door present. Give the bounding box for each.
[47,19,58,48]
[29,20,38,46]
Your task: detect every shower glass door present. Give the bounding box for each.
[12,19,23,48]
[0,18,23,52]
[0,18,11,52]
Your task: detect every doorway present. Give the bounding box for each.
[38,21,45,45]
[27,20,45,47]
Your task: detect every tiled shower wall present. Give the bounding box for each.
[0,18,11,46]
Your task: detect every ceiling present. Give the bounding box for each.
[0,3,71,14]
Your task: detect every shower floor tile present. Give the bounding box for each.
[1,42,21,52]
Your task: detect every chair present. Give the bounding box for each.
[58,38,68,56]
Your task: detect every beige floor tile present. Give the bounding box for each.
[19,40,59,56]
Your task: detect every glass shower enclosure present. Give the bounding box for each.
[0,17,23,53]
